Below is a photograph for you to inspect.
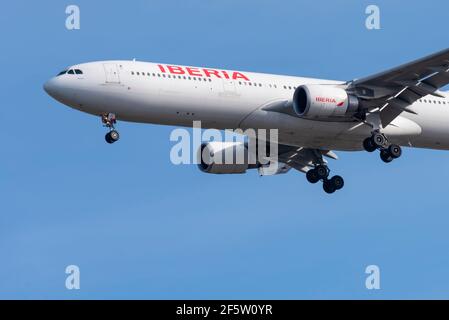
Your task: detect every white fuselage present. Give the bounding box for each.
[44,60,449,151]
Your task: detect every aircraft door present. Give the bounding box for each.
[103,63,121,83]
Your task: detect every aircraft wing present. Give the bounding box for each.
[257,143,338,176]
[348,48,449,125]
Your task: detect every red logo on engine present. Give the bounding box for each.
[316,97,337,103]
[316,97,345,107]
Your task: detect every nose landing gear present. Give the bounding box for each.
[363,132,402,163]
[102,113,120,144]
[306,164,344,194]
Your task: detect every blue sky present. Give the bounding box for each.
[1,0,449,299]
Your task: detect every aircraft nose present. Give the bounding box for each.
[43,77,58,98]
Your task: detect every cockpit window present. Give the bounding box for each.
[57,68,83,76]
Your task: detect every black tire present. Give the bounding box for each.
[323,180,336,194]
[109,130,120,142]
[363,137,377,152]
[306,169,320,184]
[380,149,393,163]
[315,165,329,179]
[330,175,344,190]
[105,132,113,144]
[372,133,386,147]
[388,144,402,159]
[105,131,119,144]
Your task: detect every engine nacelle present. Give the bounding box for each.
[293,85,360,120]
[198,142,255,174]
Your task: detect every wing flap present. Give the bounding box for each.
[276,146,338,173]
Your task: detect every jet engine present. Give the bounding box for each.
[198,142,257,174]
[293,85,360,120]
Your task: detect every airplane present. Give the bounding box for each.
[44,48,449,194]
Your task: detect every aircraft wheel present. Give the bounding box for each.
[388,144,402,159]
[330,175,344,191]
[315,165,329,180]
[105,130,120,144]
[363,137,377,152]
[380,149,393,163]
[306,169,320,184]
[372,133,386,148]
[323,180,336,194]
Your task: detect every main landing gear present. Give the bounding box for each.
[102,113,120,144]
[306,164,344,194]
[363,132,402,163]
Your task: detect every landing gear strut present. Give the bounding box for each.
[102,113,120,144]
[363,132,402,163]
[306,164,344,194]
